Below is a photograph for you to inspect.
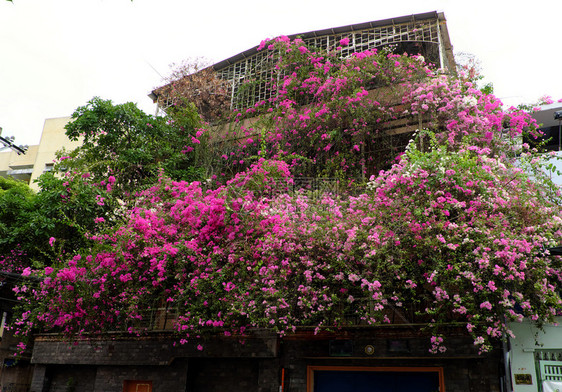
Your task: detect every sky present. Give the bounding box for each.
[1,0,561,147]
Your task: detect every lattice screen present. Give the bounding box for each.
[218,18,441,111]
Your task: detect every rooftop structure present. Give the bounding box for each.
[150,11,455,114]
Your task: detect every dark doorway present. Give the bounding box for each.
[311,367,442,392]
[187,358,259,392]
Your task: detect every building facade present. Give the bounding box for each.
[24,12,508,392]
[509,317,562,392]
[0,117,77,191]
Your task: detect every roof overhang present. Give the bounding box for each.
[532,103,562,128]
[211,11,445,72]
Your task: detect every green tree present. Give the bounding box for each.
[1,97,207,271]
[0,173,117,270]
[63,97,204,197]
[0,177,40,271]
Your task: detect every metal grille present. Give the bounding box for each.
[305,20,439,55]
[155,95,174,116]
[540,360,562,382]
[217,18,440,111]
[218,49,278,111]
[128,307,178,331]
[536,351,562,361]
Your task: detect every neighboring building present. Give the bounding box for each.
[509,317,562,392]
[527,102,562,185]
[0,117,77,191]
[530,103,562,152]
[503,104,562,392]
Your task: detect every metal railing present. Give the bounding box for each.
[125,306,178,332]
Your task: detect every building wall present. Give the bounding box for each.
[30,329,502,392]
[0,280,34,392]
[0,117,78,191]
[0,144,39,184]
[509,317,562,392]
[29,117,79,188]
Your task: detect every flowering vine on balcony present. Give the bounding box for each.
[9,36,562,356]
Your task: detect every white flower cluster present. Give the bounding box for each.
[403,128,421,155]
[462,95,478,108]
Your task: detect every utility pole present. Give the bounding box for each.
[0,127,28,155]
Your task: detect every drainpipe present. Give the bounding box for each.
[502,317,514,392]
[279,368,285,392]
[0,312,6,339]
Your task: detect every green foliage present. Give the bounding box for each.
[0,97,210,272]
[480,82,494,95]
[0,177,38,269]
[0,173,119,270]
[64,97,204,197]
[7,35,562,357]
[35,171,116,246]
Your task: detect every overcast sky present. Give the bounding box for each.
[1,0,561,146]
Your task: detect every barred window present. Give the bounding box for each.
[217,18,442,111]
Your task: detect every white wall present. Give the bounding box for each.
[509,317,562,392]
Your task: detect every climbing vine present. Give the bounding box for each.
[10,36,562,356]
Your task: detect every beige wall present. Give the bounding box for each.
[29,117,81,189]
[0,145,39,184]
[0,117,80,191]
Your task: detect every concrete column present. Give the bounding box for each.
[29,364,48,392]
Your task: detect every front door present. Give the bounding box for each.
[310,367,443,392]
